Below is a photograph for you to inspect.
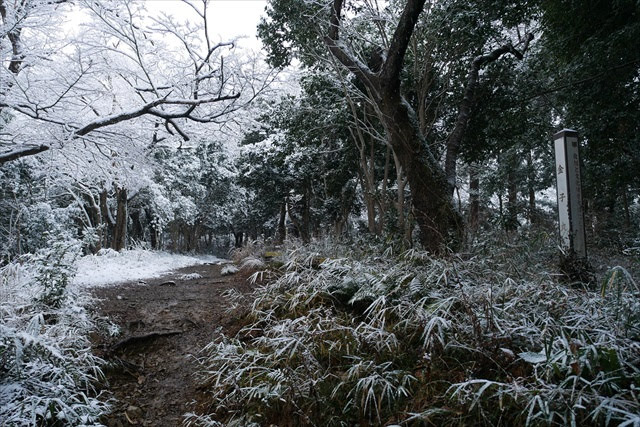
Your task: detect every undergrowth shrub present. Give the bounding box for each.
[190,237,640,426]
[230,241,264,264]
[0,244,109,425]
[31,235,81,309]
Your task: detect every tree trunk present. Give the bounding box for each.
[353,136,378,235]
[378,96,463,252]
[528,186,536,225]
[505,161,518,232]
[344,88,380,236]
[469,165,480,231]
[145,208,159,250]
[149,221,159,249]
[112,187,127,251]
[365,190,377,234]
[622,185,631,228]
[234,231,243,248]
[445,35,534,196]
[375,144,391,235]
[300,186,311,244]
[404,208,414,247]
[100,189,115,249]
[185,223,200,252]
[130,209,144,244]
[393,150,408,234]
[326,0,463,253]
[287,198,308,242]
[85,192,102,253]
[526,150,537,224]
[277,201,287,244]
[334,188,353,238]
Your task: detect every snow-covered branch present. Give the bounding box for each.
[0,0,272,163]
[0,144,49,164]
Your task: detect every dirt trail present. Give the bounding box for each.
[91,262,252,426]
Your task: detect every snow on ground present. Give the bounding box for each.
[73,248,223,287]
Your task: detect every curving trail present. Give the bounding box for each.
[91,263,252,426]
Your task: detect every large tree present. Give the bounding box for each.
[0,0,273,164]
[260,0,535,252]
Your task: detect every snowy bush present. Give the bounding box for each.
[221,264,239,276]
[240,256,266,271]
[191,239,640,426]
[30,236,81,308]
[230,242,263,264]
[21,202,80,255]
[0,257,109,425]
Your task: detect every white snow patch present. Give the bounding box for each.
[179,273,203,280]
[73,249,223,287]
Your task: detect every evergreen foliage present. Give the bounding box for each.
[190,237,640,426]
[0,251,109,425]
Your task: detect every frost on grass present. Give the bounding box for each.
[0,252,109,425]
[240,256,266,271]
[221,264,239,276]
[191,238,640,426]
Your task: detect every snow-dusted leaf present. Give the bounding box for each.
[518,351,548,364]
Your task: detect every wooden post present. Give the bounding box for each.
[553,129,587,261]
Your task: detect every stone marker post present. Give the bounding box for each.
[553,129,587,260]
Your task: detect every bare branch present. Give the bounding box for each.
[73,92,241,136]
[380,0,427,90]
[445,33,536,194]
[324,0,379,96]
[166,119,190,141]
[74,96,170,136]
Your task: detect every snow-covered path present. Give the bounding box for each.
[72,249,224,288]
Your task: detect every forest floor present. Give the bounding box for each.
[90,262,253,426]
